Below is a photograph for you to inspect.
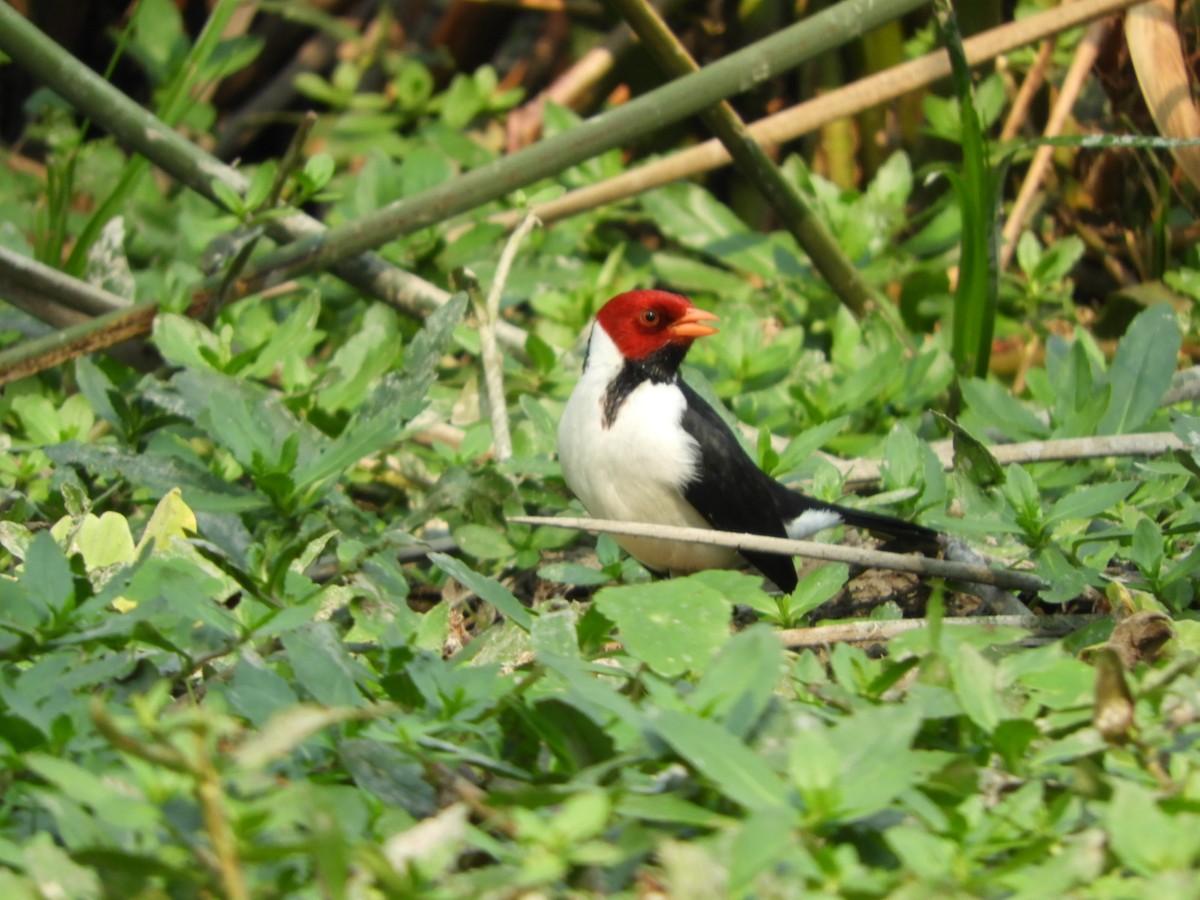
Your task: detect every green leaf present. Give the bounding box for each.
[1131,517,1164,580]
[1045,482,1136,528]
[949,642,1005,732]
[45,443,265,513]
[686,625,784,737]
[791,563,850,618]
[429,552,533,632]
[338,739,436,817]
[651,708,791,811]
[222,652,300,726]
[280,623,366,707]
[593,573,733,678]
[787,702,934,823]
[293,293,467,491]
[1099,304,1181,434]
[537,561,610,586]
[937,412,1004,488]
[452,524,515,560]
[23,531,74,617]
[1106,781,1200,875]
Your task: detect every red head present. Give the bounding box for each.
[594,290,719,360]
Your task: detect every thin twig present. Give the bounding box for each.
[510,515,1049,592]
[825,431,1187,487]
[1000,36,1057,142]
[480,214,540,462]
[777,614,1105,649]
[1000,18,1112,270]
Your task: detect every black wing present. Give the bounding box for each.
[677,381,799,592]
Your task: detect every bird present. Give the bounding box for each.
[556,289,939,593]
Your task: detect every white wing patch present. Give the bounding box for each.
[785,508,843,540]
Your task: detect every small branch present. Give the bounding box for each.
[825,431,1187,487]
[1000,18,1112,270]
[193,730,250,900]
[510,515,1049,593]
[777,614,1105,649]
[0,299,167,384]
[0,245,130,318]
[480,213,540,462]
[1000,36,1057,142]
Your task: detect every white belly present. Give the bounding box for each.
[558,373,738,574]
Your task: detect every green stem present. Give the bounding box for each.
[0,3,450,320]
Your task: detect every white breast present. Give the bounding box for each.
[557,325,739,574]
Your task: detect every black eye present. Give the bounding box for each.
[640,309,658,325]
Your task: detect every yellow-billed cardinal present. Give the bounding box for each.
[557,290,938,593]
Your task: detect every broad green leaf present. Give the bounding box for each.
[452,524,515,560]
[687,625,784,737]
[949,642,1005,732]
[23,532,73,617]
[1106,781,1200,875]
[651,708,791,811]
[641,182,781,279]
[1045,482,1136,528]
[1099,304,1181,435]
[788,703,934,823]
[937,412,1004,488]
[338,739,437,817]
[293,293,467,491]
[593,574,732,678]
[22,834,101,900]
[280,623,367,707]
[44,442,265,513]
[71,512,136,571]
[222,652,300,726]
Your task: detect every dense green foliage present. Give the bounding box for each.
[3,0,1200,896]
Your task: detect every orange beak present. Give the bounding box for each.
[667,307,719,339]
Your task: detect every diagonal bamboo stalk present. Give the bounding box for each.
[499,0,1148,229]
[0,4,454,322]
[215,0,931,287]
[610,0,879,316]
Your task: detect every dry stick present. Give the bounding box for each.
[1000,36,1057,142]
[511,515,1049,592]
[777,614,1105,649]
[610,0,878,316]
[829,431,1187,488]
[1000,17,1112,271]
[500,0,1146,230]
[480,214,541,462]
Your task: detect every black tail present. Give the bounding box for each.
[770,482,940,552]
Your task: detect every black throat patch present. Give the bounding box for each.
[600,344,688,429]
